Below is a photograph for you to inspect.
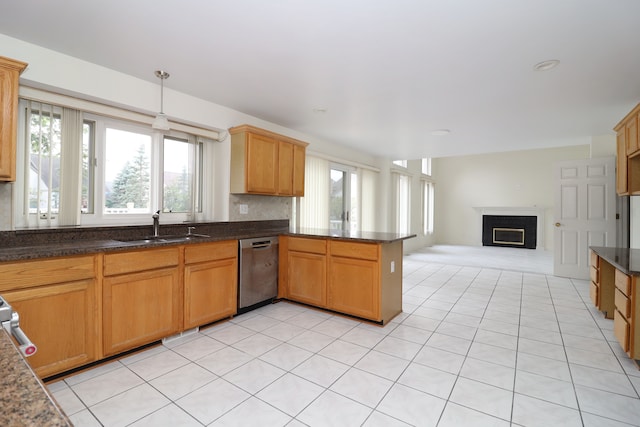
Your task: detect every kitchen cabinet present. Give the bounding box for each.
[280,236,403,324]
[183,240,237,329]
[0,56,28,182]
[284,236,327,307]
[614,103,640,195]
[589,250,615,319]
[329,241,380,320]
[229,125,308,196]
[0,255,99,378]
[103,247,181,356]
[617,127,628,195]
[612,270,640,358]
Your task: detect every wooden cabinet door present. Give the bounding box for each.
[246,133,278,194]
[278,141,293,195]
[288,251,327,307]
[328,256,379,321]
[184,257,237,329]
[626,115,639,156]
[617,128,628,195]
[0,56,27,182]
[4,279,99,378]
[103,267,181,356]
[292,143,306,196]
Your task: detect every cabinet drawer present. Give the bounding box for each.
[590,266,599,283]
[615,269,631,296]
[185,240,237,264]
[0,255,96,291]
[104,247,180,276]
[614,309,630,353]
[289,237,327,255]
[615,287,631,318]
[330,241,378,261]
[589,281,599,306]
[590,251,599,268]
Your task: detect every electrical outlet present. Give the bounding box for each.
[239,204,249,215]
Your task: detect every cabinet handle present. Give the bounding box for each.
[555,222,561,227]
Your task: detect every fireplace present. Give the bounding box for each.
[482,215,537,249]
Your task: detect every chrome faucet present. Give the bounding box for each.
[152,210,160,237]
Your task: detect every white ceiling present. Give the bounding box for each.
[2,0,640,159]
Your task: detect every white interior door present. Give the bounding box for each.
[554,157,616,279]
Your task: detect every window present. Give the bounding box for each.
[421,179,434,235]
[421,158,432,176]
[393,172,411,234]
[299,155,376,233]
[17,99,206,227]
[329,164,358,232]
[393,160,407,168]
[24,102,62,221]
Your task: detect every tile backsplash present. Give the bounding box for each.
[229,194,291,222]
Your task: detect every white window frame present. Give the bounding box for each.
[421,178,435,235]
[15,98,213,228]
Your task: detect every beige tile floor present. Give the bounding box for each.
[47,245,640,426]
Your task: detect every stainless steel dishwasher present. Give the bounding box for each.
[238,236,279,313]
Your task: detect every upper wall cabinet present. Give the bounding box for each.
[615,103,640,195]
[229,125,308,197]
[0,56,28,182]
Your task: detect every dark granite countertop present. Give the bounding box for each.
[0,221,415,262]
[0,330,71,426]
[288,227,416,243]
[0,220,289,262]
[590,246,640,275]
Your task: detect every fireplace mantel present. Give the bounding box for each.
[473,206,546,249]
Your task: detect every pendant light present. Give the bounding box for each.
[152,70,170,130]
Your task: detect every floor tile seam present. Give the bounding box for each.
[567,374,640,400]
[124,401,203,427]
[578,409,640,427]
[544,274,589,426]
[62,360,128,389]
[69,364,150,409]
[509,268,525,425]
[439,399,513,424]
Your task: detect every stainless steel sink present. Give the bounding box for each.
[118,234,210,245]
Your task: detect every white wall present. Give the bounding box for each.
[0,33,402,233]
[432,145,591,250]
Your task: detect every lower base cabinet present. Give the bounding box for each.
[0,255,98,378]
[329,254,379,320]
[281,236,402,324]
[103,267,181,356]
[184,241,238,329]
[4,279,98,378]
[102,247,181,357]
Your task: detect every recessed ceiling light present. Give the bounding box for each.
[533,59,560,71]
[431,129,451,136]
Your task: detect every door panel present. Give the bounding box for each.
[554,157,616,279]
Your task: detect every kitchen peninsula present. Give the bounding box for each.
[280,228,415,325]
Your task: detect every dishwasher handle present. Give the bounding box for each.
[251,240,273,249]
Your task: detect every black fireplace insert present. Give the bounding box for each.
[482,215,537,249]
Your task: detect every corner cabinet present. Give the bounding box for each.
[0,56,28,182]
[0,255,99,378]
[229,125,308,196]
[183,240,238,329]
